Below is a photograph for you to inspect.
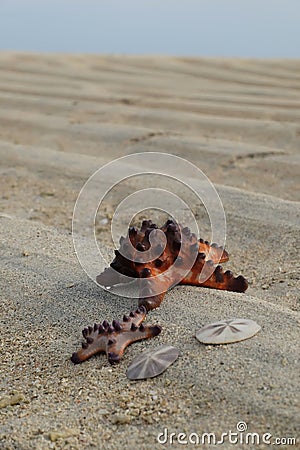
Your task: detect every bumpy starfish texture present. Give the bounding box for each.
[96,219,248,311]
[71,306,161,365]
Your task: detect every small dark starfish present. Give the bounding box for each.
[96,219,248,311]
[71,306,161,365]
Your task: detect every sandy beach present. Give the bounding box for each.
[0,53,299,449]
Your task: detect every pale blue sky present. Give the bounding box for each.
[0,0,299,57]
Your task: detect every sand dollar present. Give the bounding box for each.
[195,318,261,345]
[127,344,179,380]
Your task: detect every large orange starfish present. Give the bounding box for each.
[96,219,248,311]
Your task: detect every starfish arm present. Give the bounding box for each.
[107,325,161,364]
[136,263,181,311]
[198,239,229,263]
[138,290,167,311]
[71,333,107,363]
[119,306,147,329]
[180,260,248,293]
[96,267,132,287]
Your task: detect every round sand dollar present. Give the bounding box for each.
[195,318,261,345]
[127,344,179,380]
